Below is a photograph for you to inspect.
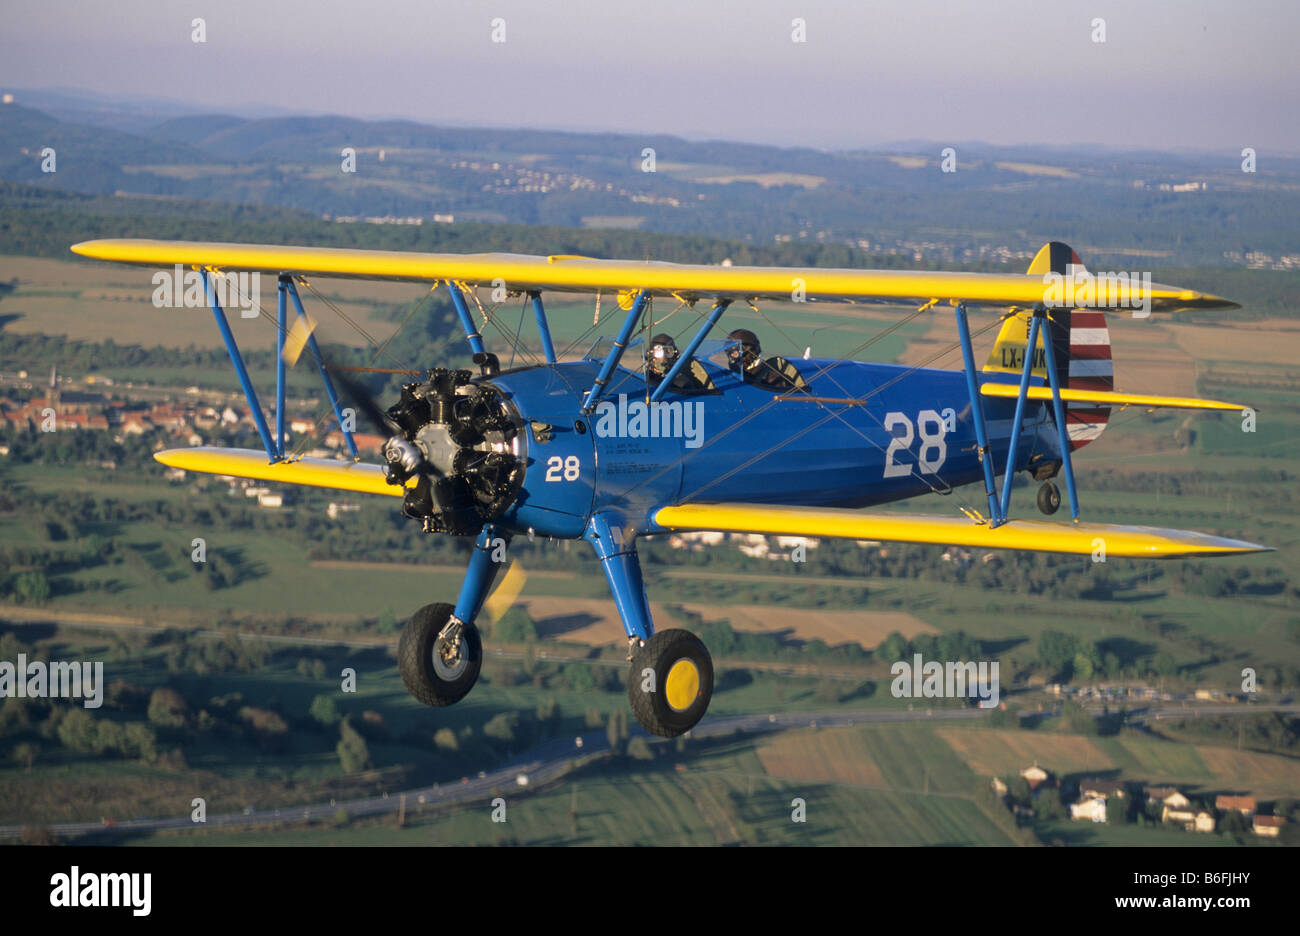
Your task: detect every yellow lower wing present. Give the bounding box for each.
[156,447,400,497]
[653,503,1269,558]
[980,383,1248,411]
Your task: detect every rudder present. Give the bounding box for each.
[983,241,1110,450]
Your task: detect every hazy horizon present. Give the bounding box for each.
[2,0,1297,154]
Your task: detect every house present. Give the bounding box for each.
[1253,815,1286,838]
[1193,811,1216,833]
[1020,764,1052,790]
[1149,788,1193,825]
[120,413,154,435]
[1148,788,1189,810]
[1080,779,1126,801]
[1070,796,1107,823]
[667,531,725,550]
[323,430,384,454]
[1215,795,1257,817]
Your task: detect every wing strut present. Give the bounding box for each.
[202,270,278,461]
[282,276,359,460]
[1039,306,1082,520]
[650,299,731,403]
[996,308,1043,522]
[955,302,1003,524]
[529,291,557,364]
[581,289,649,413]
[446,282,487,356]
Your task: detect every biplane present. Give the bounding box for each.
[70,237,1269,737]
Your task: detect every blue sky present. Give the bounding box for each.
[2,0,1295,152]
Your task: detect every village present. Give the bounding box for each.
[999,764,1290,837]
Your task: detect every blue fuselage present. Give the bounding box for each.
[487,356,1061,538]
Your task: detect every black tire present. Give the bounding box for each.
[627,629,714,738]
[1037,481,1061,516]
[398,603,482,707]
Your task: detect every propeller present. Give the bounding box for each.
[331,370,444,481]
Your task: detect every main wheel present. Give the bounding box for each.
[398,602,482,707]
[627,629,714,738]
[1037,481,1061,515]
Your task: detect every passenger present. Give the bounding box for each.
[726,328,808,392]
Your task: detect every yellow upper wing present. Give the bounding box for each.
[71,239,1237,312]
[653,502,1269,559]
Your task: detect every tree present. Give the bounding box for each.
[309,694,340,728]
[123,723,159,763]
[484,712,520,745]
[493,608,537,643]
[12,742,37,770]
[55,708,99,753]
[147,687,189,730]
[606,711,624,755]
[11,571,50,605]
[876,631,909,664]
[336,717,371,773]
[565,664,595,692]
[1073,651,1095,682]
[1037,631,1079,680]
[433,727,459,752]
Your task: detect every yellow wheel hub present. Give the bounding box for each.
[664,658,700,712]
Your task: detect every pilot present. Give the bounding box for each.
[726,328,808,392]
[648,333,709,391]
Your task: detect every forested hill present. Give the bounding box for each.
[2,100,1299,269]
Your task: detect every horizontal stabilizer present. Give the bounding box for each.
[653,502,1270,559]
[155,447,400,497]
[979,383,1249,412]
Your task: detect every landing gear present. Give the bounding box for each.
[1037,480,1061,516]
[398,602,482,706]
[627,629,714,738]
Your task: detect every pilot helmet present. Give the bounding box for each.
[726,328,761,373]
[649,333,679,374]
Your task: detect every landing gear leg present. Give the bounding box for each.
[397,524,505,707]
[585,513,714,737]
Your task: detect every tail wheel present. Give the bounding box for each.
[628,629,714,738]
[1037,481,1061,515]
[398,602,482,707]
